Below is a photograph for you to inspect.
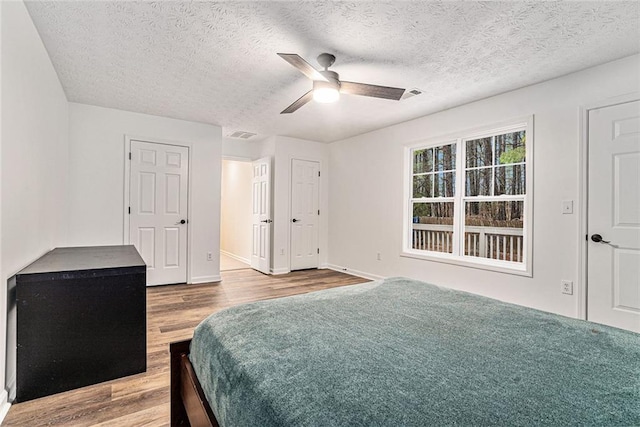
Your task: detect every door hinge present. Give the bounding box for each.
[128,207,131,214]
[318,171,321,177]
[318,209,320,215]
[317,248,319,254]
[129,152,131,160]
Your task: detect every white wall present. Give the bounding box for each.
[67,103,222,283]
[329,54,640,318]
[0,2,4,420]
[222,137,260,160]
[258,136,276,160]
[1,0,69,413]
[267,136,329,274]
[221,159,252,262]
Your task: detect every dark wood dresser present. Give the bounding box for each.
[10,245,146,402]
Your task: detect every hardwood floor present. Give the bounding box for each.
[3,268,367,426]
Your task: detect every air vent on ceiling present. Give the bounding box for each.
[227,130,257,139]
[401,88,423,100]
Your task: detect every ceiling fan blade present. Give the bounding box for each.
[340,81,406,100]
[281,90,313,114]
[277,53,329,82]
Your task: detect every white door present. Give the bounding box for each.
[130,140,189,286]
[251,157,272,274]
[588,100,640,332]
[290,159,320,270]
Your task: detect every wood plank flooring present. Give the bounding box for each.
[3,268,368,426]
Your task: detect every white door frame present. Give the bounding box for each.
[578,92,640,320]
[123,135,193,283]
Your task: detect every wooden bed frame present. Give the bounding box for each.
[170,339,219,427]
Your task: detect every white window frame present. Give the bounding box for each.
[401,116,534,277]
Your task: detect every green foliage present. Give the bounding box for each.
[499,146,526,164]
[414,203,429,217]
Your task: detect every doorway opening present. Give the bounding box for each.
[220,159,252,271]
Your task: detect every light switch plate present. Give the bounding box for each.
[562,200,573,214]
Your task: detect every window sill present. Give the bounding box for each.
[400,249,532,277]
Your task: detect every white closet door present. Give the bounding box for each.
[290,159,320,270]
[588,100,640,332]
[130,140,189,286]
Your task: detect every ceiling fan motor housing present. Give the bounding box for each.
[314,70,340,90]
[317,53,336,69]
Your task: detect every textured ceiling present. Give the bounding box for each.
[25,1,640,143]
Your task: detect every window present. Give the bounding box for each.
[404,118,532,275]
[411,142,456,253]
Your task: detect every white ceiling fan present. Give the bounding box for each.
[278,52,406,114]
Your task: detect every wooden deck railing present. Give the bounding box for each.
[412,224,524,262]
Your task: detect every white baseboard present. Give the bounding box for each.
[326,264,385,281]
[190,275,221,284]
[220,250,250,265]
[0,390,10,424]
[271,268,290,275]
[5,372,15,403]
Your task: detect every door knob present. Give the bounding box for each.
[176,219,186,225]
[292,218,299,223]
[591,234,610,244]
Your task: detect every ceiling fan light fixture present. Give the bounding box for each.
[312,79,340,103]
[278,52,406,114]
[313,87,340,103]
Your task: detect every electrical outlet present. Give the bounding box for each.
[207,252,213,261]
[561,280,573,295]
[376,252,381,261]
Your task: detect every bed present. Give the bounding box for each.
[170,277,640,426]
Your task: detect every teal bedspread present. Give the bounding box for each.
[189,277,640,426]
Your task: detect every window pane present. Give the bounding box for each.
[466,168,492,196]
[464,201,524,263]
[435,143,456,171]
[434,172,455,197]
[413,175,432,198]
[495,164,526,196]
[495,130,526,165]
[413,148,433,174]
[413,202,454,223]
[466,137,492,168]
[412,202,455,253]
